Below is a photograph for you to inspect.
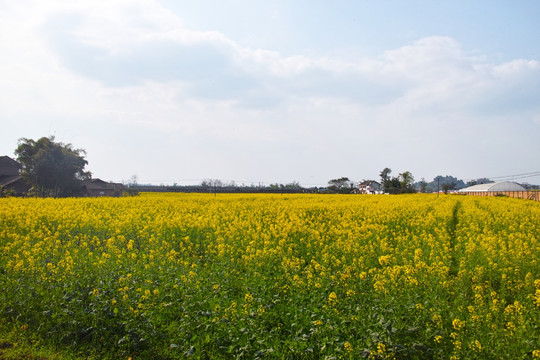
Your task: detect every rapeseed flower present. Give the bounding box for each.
[1,193,538,359]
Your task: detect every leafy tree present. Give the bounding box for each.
[442,182,456,194]
[15,136,91,197]
[284,181,302,190]
[379,167,392,192]
[269,181,302,190]
[379,168,416,194]
[399,171,416,193]
[385,177,402,194]
[328,177,352,193]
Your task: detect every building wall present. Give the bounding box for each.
[87,189,119,197]
[460,191,540,202]
[0,166,20,176]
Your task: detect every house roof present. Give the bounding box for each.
[359,180,380,186]
[0,156,22,169]
[0,175,23,186]
[83,179,124,190]
[458,181,526,192]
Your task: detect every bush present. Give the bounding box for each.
[122,188,140,197]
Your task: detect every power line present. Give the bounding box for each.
[463,171,540,182]
[489,171,540,180]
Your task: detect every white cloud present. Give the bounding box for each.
[34,2,540,115]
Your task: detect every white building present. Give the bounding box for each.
[458,181,526,192]
[358,180,382,194]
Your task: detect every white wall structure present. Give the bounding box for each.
[458,181,526,192]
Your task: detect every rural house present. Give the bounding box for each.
[0,156,29,195]
[358,180,381,194]
[82,178,124,197]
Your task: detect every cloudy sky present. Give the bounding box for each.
[1,1,539,186]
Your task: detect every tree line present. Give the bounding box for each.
[326,170,510,194]
[5,136,533,198]
[326,168,415,194]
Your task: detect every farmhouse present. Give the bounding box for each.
[83,178,124,197]
[458,181,526,192]
[0,156,29,195]
[0,155,21,175]
[358,180,381,194]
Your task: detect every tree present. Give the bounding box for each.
[386,177,402,194]
[442,183,455,194]
[328,177,352,193]
[284,181,302,190]
[15,136,91,197]
[379,168,391,192]
[379,168,416,194]
[127,174,138,188]
[418,178,428,193]
[399,171,416,193]
[201,179,223,189]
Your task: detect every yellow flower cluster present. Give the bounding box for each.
[0,193,538,359]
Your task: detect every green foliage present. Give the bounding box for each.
[15,136,90,197]
[379,168,392,191]
[442,183,455,194]
[327,177,353,193]
[0,186,16,198]
[380,168,417,194]
[399,171,416,193]
[269,181,302,190]
[122,188,140,197]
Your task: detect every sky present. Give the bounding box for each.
[1,0,539,187]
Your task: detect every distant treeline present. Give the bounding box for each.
[129,184,318,194]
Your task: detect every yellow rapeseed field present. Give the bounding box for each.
[0,193,538,359]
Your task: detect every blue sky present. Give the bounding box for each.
[1,0,539,186]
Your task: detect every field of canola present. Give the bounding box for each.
[0,193,539,359]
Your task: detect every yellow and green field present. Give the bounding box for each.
[0,193,539,359]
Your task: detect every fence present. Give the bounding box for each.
[460,191,540,202]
